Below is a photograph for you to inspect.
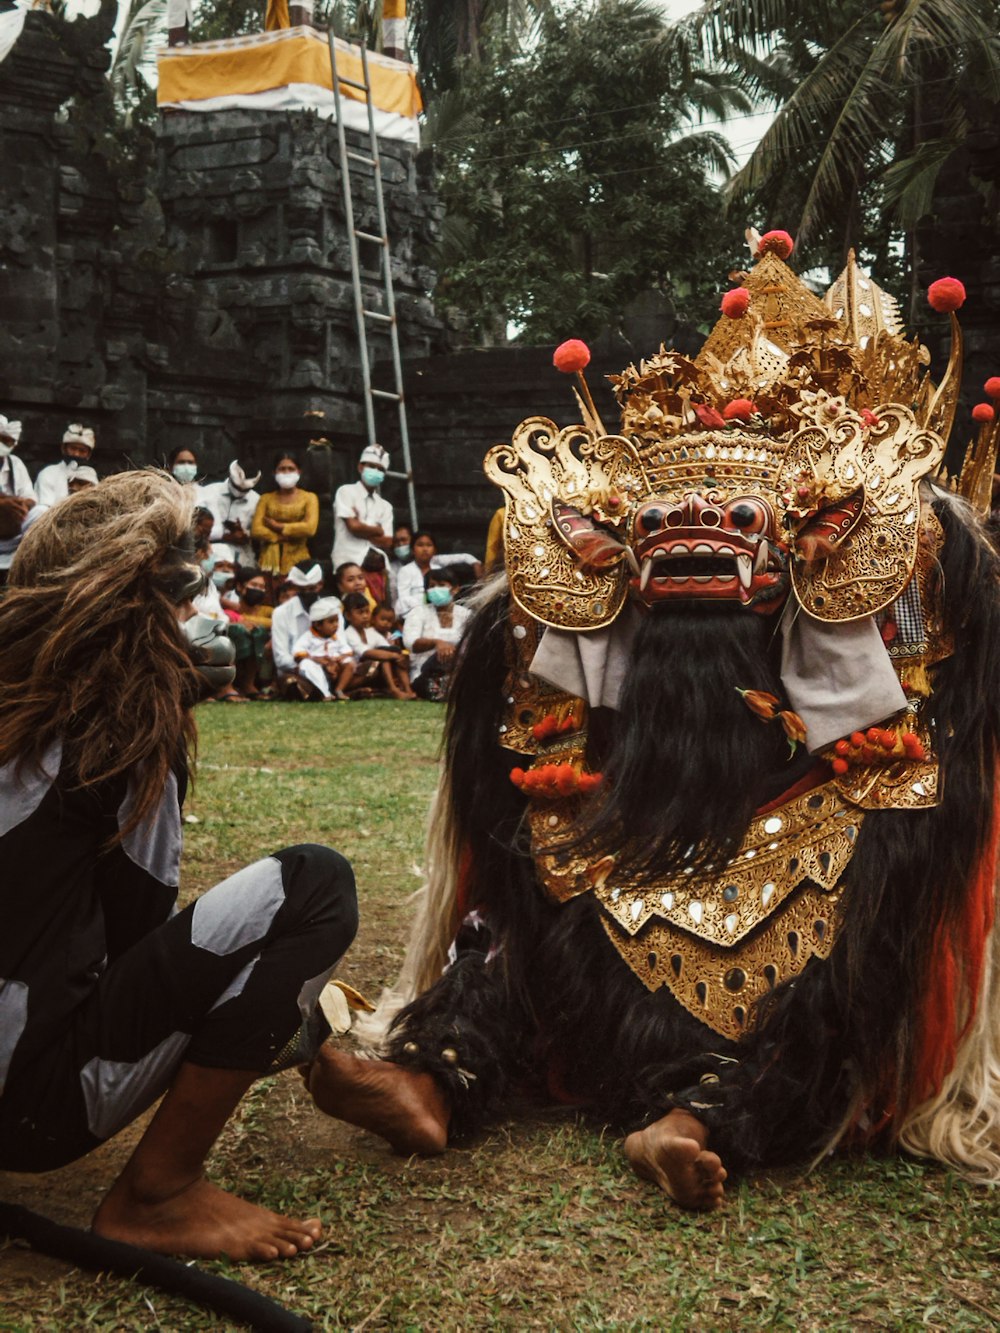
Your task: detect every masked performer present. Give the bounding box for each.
[305,244,1000,1209]
[0,472,359,1259]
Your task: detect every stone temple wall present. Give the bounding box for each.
[0,9,441,555]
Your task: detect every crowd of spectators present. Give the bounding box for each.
[0,416,484,703]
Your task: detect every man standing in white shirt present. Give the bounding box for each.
[200,458,261,550]
[0,416,40,586]
[331,444,394,570]
[34,423,97,507]
[270,560,341,692]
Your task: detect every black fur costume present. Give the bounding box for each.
[374,252,1000,1180]
[386,493,1000,1171]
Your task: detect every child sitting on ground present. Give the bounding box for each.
[371,601,405,651]
[292,597,356,701]
[342,593,416,700]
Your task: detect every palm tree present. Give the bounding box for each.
[696,0,1000,260]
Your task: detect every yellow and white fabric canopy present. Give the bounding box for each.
[157,28,422,144]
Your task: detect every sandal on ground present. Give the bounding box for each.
[218,690,249,703]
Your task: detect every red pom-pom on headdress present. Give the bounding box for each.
[756,230,794,260]
[720,287,750,319]
[927,277,966,313]
[553,339,591,374]
[972,403,996,424]
[723,398,757,422]
[984,376,1000,400]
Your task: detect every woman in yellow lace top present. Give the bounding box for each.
[251,453,319,576]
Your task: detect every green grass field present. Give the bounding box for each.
[2,702,999,1330]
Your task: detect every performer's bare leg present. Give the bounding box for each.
[92,1063,323,1260]
[624,1108,727,1210]
[303,1044,449,1155]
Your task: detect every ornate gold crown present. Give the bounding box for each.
[486,249,996,632]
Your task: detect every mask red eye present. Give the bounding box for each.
[726,498,769,534]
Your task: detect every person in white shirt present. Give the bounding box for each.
[331,443,394,569]
[34,423,96,507]
[341,592,416,700]
[0,416,41,584]
[402,566,472,701]
[292,598,355,701]
[395,530,484,618]
[270,560,340,693]
[201,459,261,549]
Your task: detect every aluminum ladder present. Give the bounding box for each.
[326,31,418,530]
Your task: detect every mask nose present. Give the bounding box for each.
[677,492,724,528]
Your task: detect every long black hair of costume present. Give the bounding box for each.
[562,603,793,882]
[714,488,1000,1157]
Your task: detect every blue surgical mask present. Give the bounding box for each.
[200,555,216,574]
[361,466,385,488]
[393,544,411,560]
[427,585,453,608]
[211,569,232,588]
[173,463,198,484]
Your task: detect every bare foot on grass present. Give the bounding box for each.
[304,1044,449,1155]
[92,1175,322,1261]
[624,1108,726,1211]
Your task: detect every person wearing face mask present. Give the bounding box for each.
[402,566,471,701]
[270,559,340,695]
[226,567,274,700]
[395,530,484,618]
[251,452,319,579]
[387,521,412,610]
[165,446,207,501]
[0,416,41,587]
[201,458,262,548]
[331,444,394,571]
[34,423,97,508]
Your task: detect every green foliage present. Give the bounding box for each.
[191,0,266,40]
[431,0,748,344]
[698,0,1000,278]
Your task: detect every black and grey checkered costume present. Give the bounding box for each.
[0,742,357,1172]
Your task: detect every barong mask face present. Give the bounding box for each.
[486,250,969,635]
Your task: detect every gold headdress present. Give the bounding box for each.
[485,248,991,633]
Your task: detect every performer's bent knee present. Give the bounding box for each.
[271,843,359,949]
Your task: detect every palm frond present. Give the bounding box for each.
[880,133,961,227]
[665,126,737,177]
[111,0,167,100]
[727,14,874,201]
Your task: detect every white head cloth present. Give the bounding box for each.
[360,443,390,469]
[70,465,99,486]
[210,542,237,565]
[63,423,96,450]
[0,416,22,445]
[229,459,261,490]
[288,561,323,587]
[309,596,343,622]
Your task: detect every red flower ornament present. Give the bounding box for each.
[927,277,966,313]
[972,403,996,425]
[553,339,591,374]
[756,230,794,260]
[723,398,757,422]
[721,287,750,319]
[984,377,1000,400]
